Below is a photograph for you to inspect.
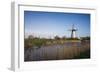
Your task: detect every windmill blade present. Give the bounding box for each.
[68,29,72,31]
[72,24,75,29]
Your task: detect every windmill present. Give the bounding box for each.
[69,24,78,38]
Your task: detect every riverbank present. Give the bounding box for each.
[24,38,81,49]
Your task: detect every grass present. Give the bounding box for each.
[24,38,80,49]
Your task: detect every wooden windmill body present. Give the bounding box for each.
[69,24,77,38]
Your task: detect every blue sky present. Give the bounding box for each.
[24,11,90,38]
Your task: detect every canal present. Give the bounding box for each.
[24,41,90,61]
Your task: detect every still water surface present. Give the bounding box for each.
[24,42,89,61]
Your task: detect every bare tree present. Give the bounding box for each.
[54,35,60,40]
[28,35,34,39]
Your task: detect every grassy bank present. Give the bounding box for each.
[24,38,80,49]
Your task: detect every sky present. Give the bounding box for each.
[24,11,90,38]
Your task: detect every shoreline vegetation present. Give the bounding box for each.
[24,35,90,61]
[24,35,90,49]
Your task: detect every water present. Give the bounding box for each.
[24,42,90,61]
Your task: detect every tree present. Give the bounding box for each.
[62,36,67,40]
[28,35,34,39]
[81,36,90,40]
[54,35,60,40]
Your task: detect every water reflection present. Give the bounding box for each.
[24,41,90,61]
